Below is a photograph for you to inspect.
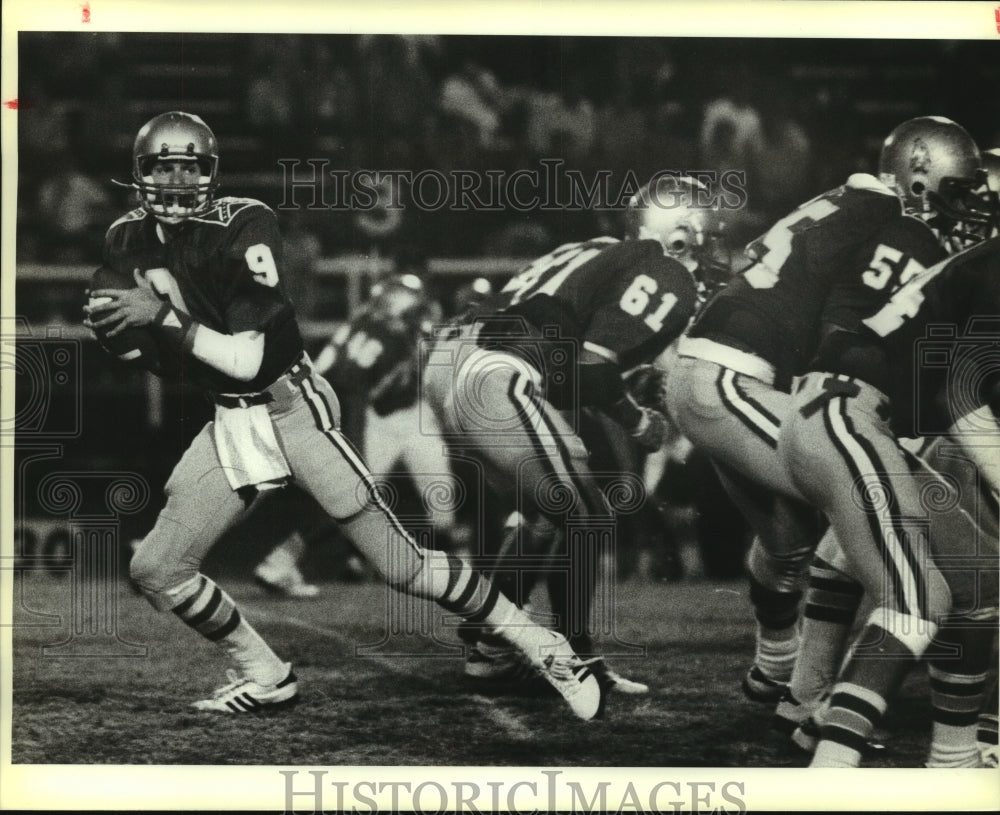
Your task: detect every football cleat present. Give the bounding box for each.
[979,742,999,769]
[589,659,650,695]
[529,632,603,721]
[253,567,320,599]
[792,714,888,756]
[772,688,817,735]
[191,665,299,713]
[790,716,821,753]
[465,644,537,682]
[741,664,789,703]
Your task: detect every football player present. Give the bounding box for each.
[775,143,1000,753]
[778,130,1000,767]
[774,123,998,767]
[83,111,602,720]
[421,173,730,693]
[664,116,989,705]
[779,226,999,767]
[251,275,465,596]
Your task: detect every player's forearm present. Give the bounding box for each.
[150,303,264,381]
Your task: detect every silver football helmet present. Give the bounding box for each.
[125,111,220,223]
[625,173,732,298]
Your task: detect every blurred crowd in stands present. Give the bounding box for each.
[14,33,1000,583]
[18,33,999,274]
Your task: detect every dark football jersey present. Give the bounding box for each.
[477,236,699,369]
[810,213,947,392]
[688,175,903,387]
[855,236,1000,437]
[324,308,420,415]
[103,198,304,394]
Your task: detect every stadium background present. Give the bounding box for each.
[13,32,1000,580]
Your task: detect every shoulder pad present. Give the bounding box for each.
[845,173,897,196]
[190,197,272,227]
[105,207,148,236]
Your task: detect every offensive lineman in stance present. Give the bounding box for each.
[776,129,999,766]
[780,235,1000,767]
[83,111,601,719]
[422,174,731,692]
[665,116,990,705]
[773,142,1000,762]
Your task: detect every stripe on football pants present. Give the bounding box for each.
[508,370,607,518]
[506,372,583,510]
[716,369,780,448]
[295,371,420,553]
[822,389,926,619]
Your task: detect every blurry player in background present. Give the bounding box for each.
[665,116,990,706]
[422,174,731,694]
[317,273,472,549]
[84,111,602,720]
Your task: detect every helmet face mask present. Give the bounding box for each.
[625,174,732,299]
[127,111,220,223]
[978,148,1000,239]
[878,116,990,251]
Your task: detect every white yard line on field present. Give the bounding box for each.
[247,606,535,741]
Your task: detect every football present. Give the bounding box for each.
[88,266,163,373]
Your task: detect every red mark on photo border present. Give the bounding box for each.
[996,7,1000,33]
[5,99,22,110]
[82,2,91,23]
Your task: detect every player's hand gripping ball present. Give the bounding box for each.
[85,266,163,373]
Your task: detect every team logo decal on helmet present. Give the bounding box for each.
[909,139,931,175]
[879,115,989,249]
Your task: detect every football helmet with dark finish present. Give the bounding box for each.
[625,173,732,298]
[123,111,220,223]
[878,116,988,247]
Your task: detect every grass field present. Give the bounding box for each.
[9,570,947,769]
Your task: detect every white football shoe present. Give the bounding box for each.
[253,566,320,599]
[979,742,998,769]
[528,631,602,721]
[191,664,299,713]
[588,659,650,695]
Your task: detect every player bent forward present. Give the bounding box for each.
[84,111,601,719]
